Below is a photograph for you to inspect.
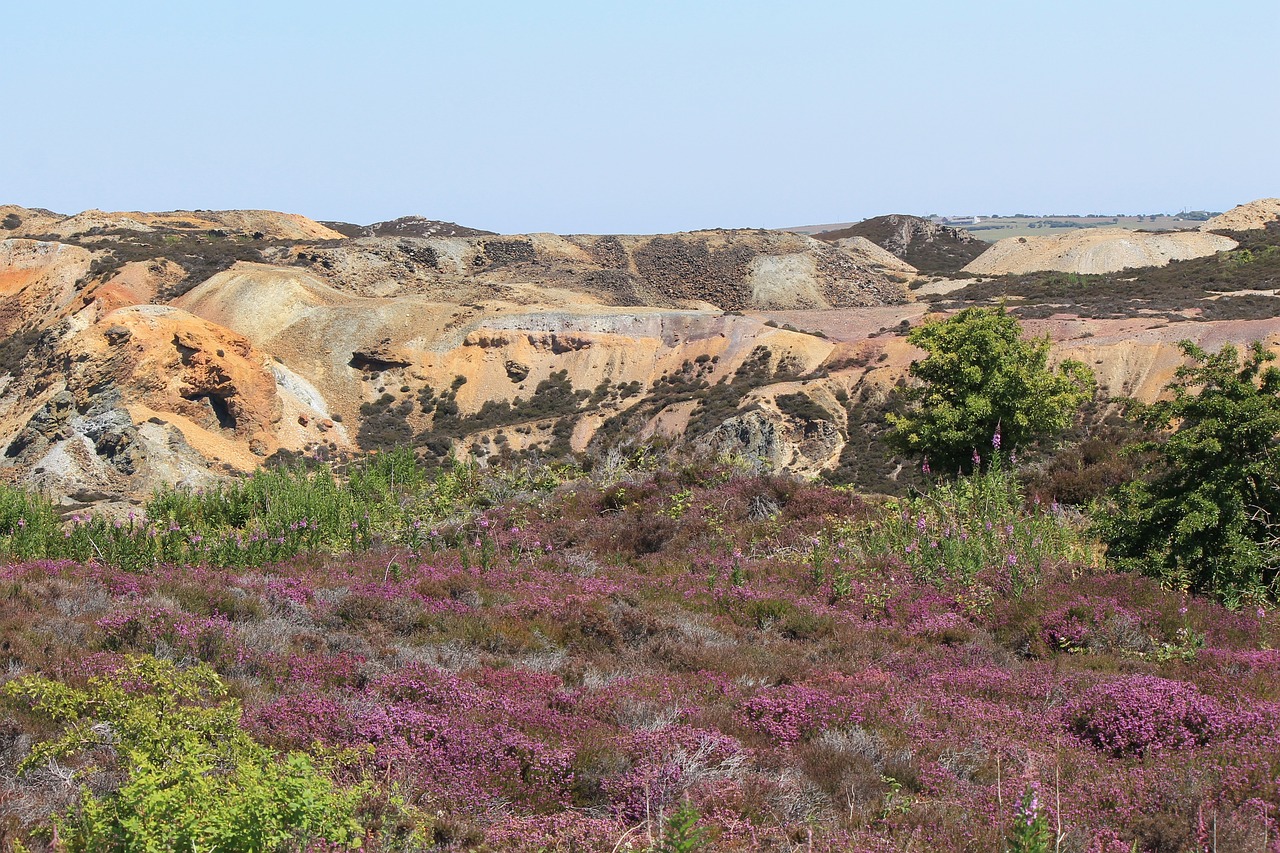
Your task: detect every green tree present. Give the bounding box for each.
[887,306,1094,474]
[1095,340,1280,603]
[3,655,365,851]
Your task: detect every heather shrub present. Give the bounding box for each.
[1039,595,1148,654]
[2,655,364,851]
[740,683,857,747]
[1065,674,1226,756]
[3,457,1280,848]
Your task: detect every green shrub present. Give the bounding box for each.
[4,655,364,851]
[1096,340,1280,604]
[887,306,1094,474]
[833,455,1093,592]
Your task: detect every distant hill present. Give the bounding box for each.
[813,215,987,274]
[320,216,497,239]
[963,228,1237,276]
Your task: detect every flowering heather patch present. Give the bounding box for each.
[0,463,1278,851]
[1066,675,1227,757]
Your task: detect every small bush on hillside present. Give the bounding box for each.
[0,327,43,377]
[774,392,831,424]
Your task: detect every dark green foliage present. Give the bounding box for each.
[1096,340,1280,603]
[428,370,583,439]
[775,392,831,424]
[653,801,709,852]
[1,213,21,230]
[357,392,415,450]
[0,326,42,376]
[887,306,1094,474]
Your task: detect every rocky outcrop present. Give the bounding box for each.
[4,200,1280,506]
[962,228,1238,276]
[697,407,844,477]
[815,215,987,273]
[0,305,291,503]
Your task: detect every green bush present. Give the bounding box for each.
[887,306,1094,474]
[1095,340,1280,604]
[4,656,364,851]
[0,448,572,569]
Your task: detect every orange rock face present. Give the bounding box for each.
[86,306,282,449]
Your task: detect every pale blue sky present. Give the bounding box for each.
[3,1,1276,233]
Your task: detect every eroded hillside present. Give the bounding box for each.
[3,200,1280,509]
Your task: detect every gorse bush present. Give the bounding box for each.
[3,655,363,851]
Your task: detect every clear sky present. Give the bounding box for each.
[2,0,1276,234]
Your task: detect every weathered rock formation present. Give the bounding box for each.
[815,215,988,273]
[290,228,913,310]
